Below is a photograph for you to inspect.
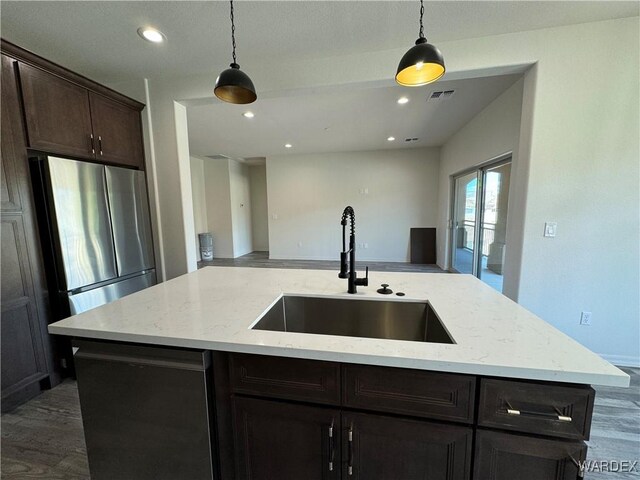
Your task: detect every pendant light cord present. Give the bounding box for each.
[419,0,425,39]
[230,0,237,64]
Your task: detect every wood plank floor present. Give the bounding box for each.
[2,370,638,479]
[198,251,446,273]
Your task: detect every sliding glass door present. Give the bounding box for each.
[450,157,512,292]
[451,172,478,275]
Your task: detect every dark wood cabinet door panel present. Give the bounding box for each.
[343,412,472,480]
[18,62,94,159]
[474,430,587,480]
[229,353,341,404]
[233,396,340,480]
[478,378,595,440]
[343,364,475,423]
[1,54,51,411]
[89,92,144,168]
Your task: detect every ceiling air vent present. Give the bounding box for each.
[428,89,455,101]
[404,137,419,143]
[205,154,231,160]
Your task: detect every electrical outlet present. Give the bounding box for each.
[364,243,369,249]
[580,311,592,326]
[297,241,303,247]
[271,213,278,220]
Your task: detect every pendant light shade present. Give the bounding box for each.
[214,63,257,104]
[395,38,445,86]
[214,0,257,104]
[395,0,445,87]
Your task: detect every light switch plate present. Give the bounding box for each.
[544,222,557,237]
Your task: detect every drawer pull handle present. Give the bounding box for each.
[504,401,572,422]
[328,421,335,472]
[348,426,353,476]
[90,134,95,154]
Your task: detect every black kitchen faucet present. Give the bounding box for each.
[339,206,369,294]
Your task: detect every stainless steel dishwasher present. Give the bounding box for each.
[73,340,216,480]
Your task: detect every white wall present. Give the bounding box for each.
[437,78,524,301]
[266,148,440,262]
[190,156,208,261]
[139,17,638,365]
[203,159,234,258]
[249,165,269,252]
[229,160,253,257]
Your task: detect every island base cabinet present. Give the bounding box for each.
[233,396,340,480]
[231,395,472,480]
[74,340,215,480]
[474,430,587,480]
[343,412,472,480]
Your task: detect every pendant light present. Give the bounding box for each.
[214,0,257,104]
[395,0,445,87]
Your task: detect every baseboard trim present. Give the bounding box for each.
[599,354,640,368]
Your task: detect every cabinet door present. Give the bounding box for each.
[474,430,587,480]
[18,62,94,159]
[89,92,144,168]
[233,396,340,480]
[1,54,51,411]
[343,412,472,480]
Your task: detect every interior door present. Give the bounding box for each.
[233,396,340,480]
[342,412,472,480]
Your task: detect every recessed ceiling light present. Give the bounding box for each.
[397,97,409,105]
[284,144,292,148]
[387,136,396,141]
[243,111,255,118]
[137,27,166,43]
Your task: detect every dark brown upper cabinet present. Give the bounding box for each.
[89,92,144,168]
[16,58,144,169]
[18,62,94,160]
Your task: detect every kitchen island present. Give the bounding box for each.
[49,267,628,480]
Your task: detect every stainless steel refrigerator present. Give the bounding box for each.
[31,155,156,320]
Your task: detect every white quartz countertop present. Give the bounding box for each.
[49,267,628,387]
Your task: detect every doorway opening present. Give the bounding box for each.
[450,155,512,292]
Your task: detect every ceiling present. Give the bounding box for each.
[187,73,521,158]
[1,1,637,84]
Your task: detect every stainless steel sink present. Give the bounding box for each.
[252,295,454,344]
